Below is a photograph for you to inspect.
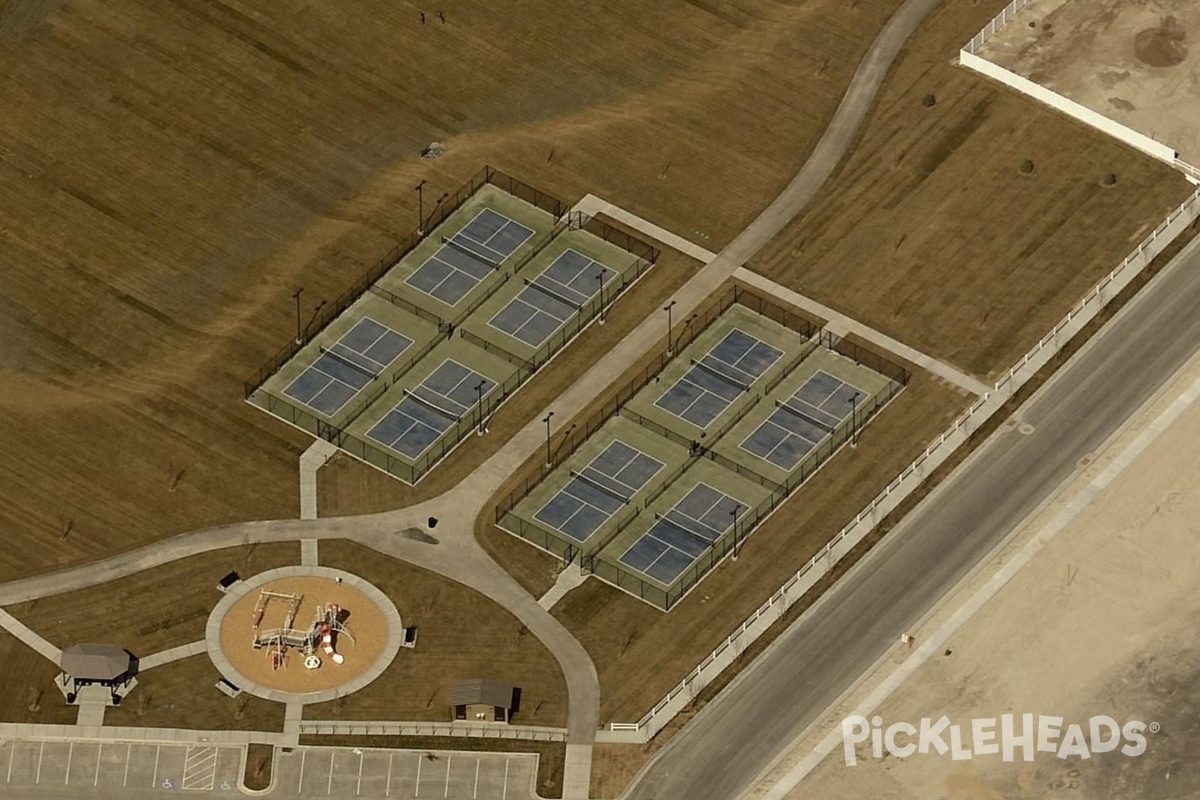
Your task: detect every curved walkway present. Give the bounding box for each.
[0,1,944,796]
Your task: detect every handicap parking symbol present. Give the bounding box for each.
[221,780,233,791]
[162,777,175,790]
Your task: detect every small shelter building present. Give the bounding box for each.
[449,678,516,723]
[59,644,133,703]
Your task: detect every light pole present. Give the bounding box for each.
[596,271,606,325]
[543,411,555,467]
[427,192,449,232]
[416,180,427,234]
[664,300,677,355]
[476,380,487,435]
[302,299,327,342]
[850,392,861,448]
[730,503,742,561]
[292,287,304,344]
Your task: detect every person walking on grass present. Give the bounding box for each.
[437,10,446,23]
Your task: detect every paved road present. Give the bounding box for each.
[623,216,1200,796]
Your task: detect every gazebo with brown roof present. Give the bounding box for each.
[59,644,132,688]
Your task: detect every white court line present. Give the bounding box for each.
[151,744,160,789]
[298,749,306,794]
[473,759,480,799]
[94,743,101,787]
[414,754,422,797]
[357,750,363,796]
[502,759,509,800]
[123,743,131,787]
[65,742,73,784]
[327,751,335,796]
[386,753,393,797]
[444,755,452,798]
[35,741,44,784]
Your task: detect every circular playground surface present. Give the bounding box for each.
[206,566,402,704]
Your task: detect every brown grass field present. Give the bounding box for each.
[303,541,568,727]
[0,629,77,725]
[3,542,298,657]
[752,0,1195,379]
[0,0,904,582]
[104,654,286,731]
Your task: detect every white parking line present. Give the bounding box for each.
[502,759,509,800]
[386,753,393,797]
[7,741,14,783]
[123,743,131,787]
[414,754,422,797]
[357,751,364,796]
[35,741,44,784]
[473,759,480,799]
[298,749,306,794]
[152,744,161,789]
[65,742,73,784]
[327,751,334,796]
[95,744,101,787]
[444,755,451,798]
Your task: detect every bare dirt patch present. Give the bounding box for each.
[980,0,1200,166]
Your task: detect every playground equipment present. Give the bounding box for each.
[251,590,356,671]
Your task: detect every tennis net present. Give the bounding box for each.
[691,356,750,392]
[775,398,834,432]
[404,388,464,422]
[320,345,378,379]
[442,235,501,269]
[570,468,630,504]
[526,277,582,313]
[657,510,724,544]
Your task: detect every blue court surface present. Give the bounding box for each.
[739,370,867,470]
[366,360,496,459]
[488,249,617,347]
[405,209,535,306]
[618,482,747,585]
[654,328,783,429]
[283,318,414,417]
[533,440,664,543]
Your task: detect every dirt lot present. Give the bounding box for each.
[0,0,904,582]
[758,314,1200,800]
[302,541,569,727]
[752,0,1194,380]
[980,0,1200,168]
[552,369,969,722]
[3,542,298,657]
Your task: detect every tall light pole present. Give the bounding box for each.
[476,380,487,435]
[427,192,449,232]
[730,504,742,561]
[302,299,327,342]
[416,180,427,234]
[292,287,304,345]
[596,271,606,325]
[543,411,555,467]
[664,300,677,356]
[850,392,861,448]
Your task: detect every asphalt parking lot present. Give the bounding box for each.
[0,739,242,793]
[277,745,538,799]
[0,739,538,799]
